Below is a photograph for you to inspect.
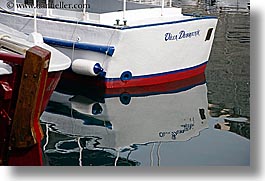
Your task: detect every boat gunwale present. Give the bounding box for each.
[0,9,218,30]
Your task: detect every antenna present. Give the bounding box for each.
[33,0,37,32]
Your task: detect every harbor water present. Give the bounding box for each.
[40,0,250,166]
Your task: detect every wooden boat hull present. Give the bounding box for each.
[0,49,63,166]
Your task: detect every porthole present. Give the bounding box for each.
[120,71,132,82]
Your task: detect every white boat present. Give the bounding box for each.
[0,0,218,88]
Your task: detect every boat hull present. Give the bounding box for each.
[0,9,218,88]
[6,71,62,166]
[0,53,63,166]
[58,60,207,89]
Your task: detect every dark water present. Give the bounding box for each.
[40,0,250,166]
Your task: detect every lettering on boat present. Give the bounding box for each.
[159,118,195,140]
[165,30,200,41]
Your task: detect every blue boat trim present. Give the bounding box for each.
[40,15,217,30]
[105,61,208,81]
[120,16,217,30]
[43,37,115,56]
[0,10,217,30]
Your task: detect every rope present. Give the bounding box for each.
[70,20,80,61]
[102,29,117,69]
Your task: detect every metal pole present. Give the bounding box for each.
[14,0,17,12]
[46,0,49,16]
[34,0,37,32]
[83,0,87,20]
[123,0,126,20]
[161,0,164,16]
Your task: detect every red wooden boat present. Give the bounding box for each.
[0,25,71,166]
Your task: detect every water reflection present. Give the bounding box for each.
[40,73,249,166]
[38,0,251,166]
[214,117,250,139]
[175,0,250,119]
[206,11,250,118]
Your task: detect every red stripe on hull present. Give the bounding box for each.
[60,63,207,89]
[106,64,207,88]
[105,73,206,96]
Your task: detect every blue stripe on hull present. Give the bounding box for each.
[43,37,115,56]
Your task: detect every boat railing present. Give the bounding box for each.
[7,0,175,22]
[48,9,100,22]
[127,0,172,7]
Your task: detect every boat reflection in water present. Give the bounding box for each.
[40,73,249,166]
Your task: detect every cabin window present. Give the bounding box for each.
[205,28,214,41]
